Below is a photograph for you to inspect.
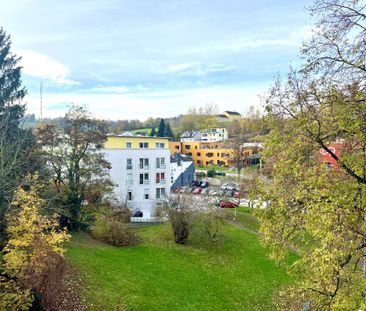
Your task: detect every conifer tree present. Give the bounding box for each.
[0,28,34,247]
[150,127,156,137]
[164,122,173,138]
[157,119,165,137]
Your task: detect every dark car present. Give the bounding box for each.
[191,180,200,187]
[216,172,226,176]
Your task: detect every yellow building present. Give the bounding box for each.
[169,141,256,167]
[104,135,169,149]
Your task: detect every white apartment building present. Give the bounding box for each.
[103,135,170,219]
[201,128,228,142]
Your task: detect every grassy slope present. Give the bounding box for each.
[67,219,292,311]
[131,128,155,135]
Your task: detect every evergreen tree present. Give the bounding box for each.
[0,27,26,126]
[150,127,156,137]
[157,119,165,137]
[0,28,33,247]
[164,122,173,138]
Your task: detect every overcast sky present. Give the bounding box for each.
[1,0,312,120]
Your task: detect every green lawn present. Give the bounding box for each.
[197,165,232,172]
[66,220,293,311]
[131,128,155,135]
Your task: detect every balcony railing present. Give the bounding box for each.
[143,180,150,185]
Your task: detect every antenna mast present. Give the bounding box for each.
[40,81,43,121]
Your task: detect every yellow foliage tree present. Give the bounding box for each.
[1,174,70,307]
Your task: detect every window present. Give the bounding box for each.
[155,142,165,148]
[139,173,149,185]
[156,172,165,184]
[175,145,180,150]
[144,189,149,200]
[126,158,132,170]
[217,153,220,157]
[197,152,201,156]
[126,173,133,186]
[156,188,166,199]
[139,142,149,148]
[156,157,165,169]
[185,145,191,150]
[139,158,149,169]
[195,146,198,149]
[127,191,132,201]
[206,152,214,158]
[197,160,201,165]
[126,142,132,148]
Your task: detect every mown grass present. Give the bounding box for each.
[224,207,261,233]
[66,220,293,311]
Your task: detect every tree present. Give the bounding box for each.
[0,28,38,247]
[157,118,165,137]
[36,105,111,230]
[180,104,219,133]
[164,122,173,138]
[2,174,70,309]
[257,1,366,309]
[150,127,156,137]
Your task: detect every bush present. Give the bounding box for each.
[113,208,131,223]
[0,274,32,311]
[195,171,207,178]
[91,217,139,247]
[197,208,225,242]
[207,170,216,177]
[166,196,195,244]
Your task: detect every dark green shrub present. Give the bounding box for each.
[207,170,216,177]
[91,217,139,247]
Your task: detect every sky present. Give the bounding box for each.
[0,0,312,121]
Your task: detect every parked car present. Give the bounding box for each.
[219,200,239,208]
[233,191,241,198]
[224,190,234,197]
[216,172,226,176]
[193,187,203,194]
[200,181,209,188]
[191,180,200,187]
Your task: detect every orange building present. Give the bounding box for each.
[169,141,257,167]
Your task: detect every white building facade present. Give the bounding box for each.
[201,128,228,142]
[103,135,171,219]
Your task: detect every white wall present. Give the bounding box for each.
[104,148,170,218]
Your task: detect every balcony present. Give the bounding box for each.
[143,180,150,185]
[140,165,149,170]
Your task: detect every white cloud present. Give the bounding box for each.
[165,63,198,73]
[90,86,130,93]
[24,84,267,120]
[163,62,235,76]
[17,50,79,86]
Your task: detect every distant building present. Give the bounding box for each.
[170,153,195,190]
[201,128,228,142]
[180,130,201,142]
[223,111,241,120]
[103,135,171,219]
[216,111,242,122]
[169,140,262,167]
[216,114,229,122]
